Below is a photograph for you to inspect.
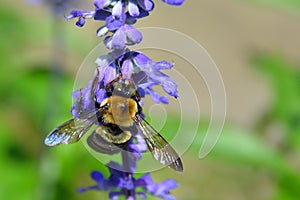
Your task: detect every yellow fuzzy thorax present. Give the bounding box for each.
[101,96,137,127]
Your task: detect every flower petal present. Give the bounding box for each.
[66,10,95,27]
[133,52,152,71]
[94,9,111,20]
[112,1,123,18]
[128,0,140,17]
[91,171,105,183]
[146,88,162,103]
[160,96,169,104]
[66,10,95,20]
[161,0,184,6]
[162,78,178,98]
[106,15,124,31]
[97,26,109,36]
[137,0,154,11]
[95,88,107,104]
[94,0,111,9]
[136,173,153,187]
[156,179,178,194]
[125,12,138,24]
[110,28,127,49]
[122,59,133,80]
[152,60,173,71]
[124,25,143,45]
[130,134,148,153]
[118,173,135,190]
[104,65,117,85]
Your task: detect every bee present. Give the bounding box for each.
[44,70,183,172]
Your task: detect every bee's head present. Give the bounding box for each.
[110,80,137,98]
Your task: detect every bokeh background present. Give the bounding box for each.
[1,0,300,199]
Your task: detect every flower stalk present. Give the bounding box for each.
[66,0,185,199]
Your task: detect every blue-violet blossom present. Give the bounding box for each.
[78,162,178,200]
[71,50,177,117]
[66,0,184,49]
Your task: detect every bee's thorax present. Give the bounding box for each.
[101,96,137,127]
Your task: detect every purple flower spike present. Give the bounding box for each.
[64,0,185,199]
[80,167,178,200]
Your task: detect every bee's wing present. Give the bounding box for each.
[44,108,105,146]
[45,68,106,147]
[133,114,183,172]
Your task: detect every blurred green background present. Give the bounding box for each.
[1,0,300,199]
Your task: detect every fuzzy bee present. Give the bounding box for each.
[44,72,183,172]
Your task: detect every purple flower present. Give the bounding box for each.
[139,173,178,200]
[66,0,182,40]
[131,52,178,102]
[79,162,178,200]
[77,170,113,192]
[72,50,122,115]
[66,10,95,27]
[67,0,184,27]
[67,0,151,30]
[104,25,143,49]
[71,50,177,118]
[94,0,154,17]
[78,127,178,200]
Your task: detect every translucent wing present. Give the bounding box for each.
[44,104,108,147]
[45,68,105,147]
[133,114,183,172]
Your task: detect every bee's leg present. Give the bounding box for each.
[105,73,122,89]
